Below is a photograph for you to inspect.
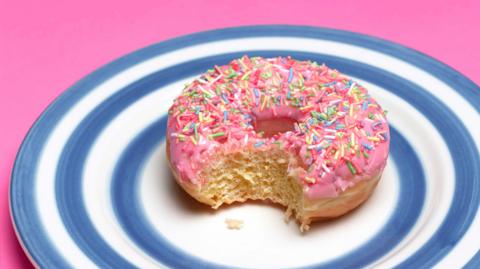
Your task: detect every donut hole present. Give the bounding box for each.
[253,117,297,138]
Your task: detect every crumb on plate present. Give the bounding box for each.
[225,218,244,230]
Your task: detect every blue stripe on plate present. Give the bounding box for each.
[112,117,424,269]
[464,250,480,269]
[55,51,477,268]
[10,26,480,268]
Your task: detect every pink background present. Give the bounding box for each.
[1,0,479,268]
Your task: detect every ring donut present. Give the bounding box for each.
[167,56,390,231]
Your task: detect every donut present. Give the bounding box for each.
[167,56,389,231]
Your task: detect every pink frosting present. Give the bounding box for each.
[167,56,390,199]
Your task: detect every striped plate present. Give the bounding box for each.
[10,26,480,269]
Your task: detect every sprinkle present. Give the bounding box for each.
[363,151,370,158]
[171,133,185,138]
[312,129,321,138]
[203,117,213,124]
[304,176,316,184]
[209,74,223,85]
[307,144,321,150]
[254,141,265,148]
[261,71,272,79]
[306,135,312,145]
[243,134,249,145]
[378,132,389,141]
[226,71,237,79]
[194,106,201,115]
[209,132,225,139]
[367,136,380,142]
[346,160,357,175]
[253,88,260,98]
[241,70,251,80]
[288,67,294,83]
[194,123,199,141]
[260,96,268,110]
[362,142,373,150]
[273,141,282,148]
[362,101,368,110]
[319,113,328,120]
[299,79,305,89]
[322,163,331,173]
[221,93,230,104]
[182,123,191,133]
[339,143,345,157]
[238,58,248,70]
[190,136,197,145]
[198,86,214,98]
[299,105,314,111]
[329,99,342,106]
[326,107,333,117]
[347,82,356,94]
[223,111,228,122]
[334,150,340,160]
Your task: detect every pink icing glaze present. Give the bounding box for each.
[167,56,390,199]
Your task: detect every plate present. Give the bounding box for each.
[10,25,480,268]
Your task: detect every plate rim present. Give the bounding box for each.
[9,24,480,268]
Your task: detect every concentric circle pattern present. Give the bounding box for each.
[10,26,480,269]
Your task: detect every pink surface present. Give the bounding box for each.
[1,1,479,268]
